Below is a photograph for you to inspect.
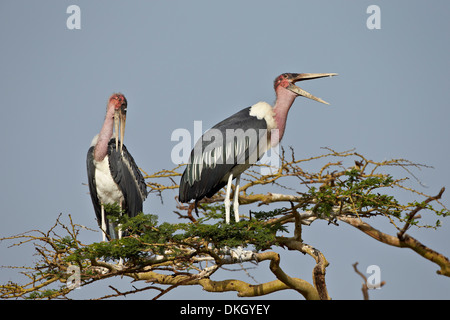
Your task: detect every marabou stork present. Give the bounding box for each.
[179,73,336,223]
[87,93,147,241]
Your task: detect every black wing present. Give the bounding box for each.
[86,146,103,226]
[179,107,268,203]
[108,139,148,218]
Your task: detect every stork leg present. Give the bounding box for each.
[224,173,233,224]
[118,203,124,266]
[230,176,246,262]
[101,205,107,242]
[233,175,241,222]
[118,203,123,240]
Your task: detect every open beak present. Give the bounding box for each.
[114,105,127,154]
[286,73,337,105]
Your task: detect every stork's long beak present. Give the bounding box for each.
[114,106,127,154]
[120,108,126,154]
[286,73,337,105]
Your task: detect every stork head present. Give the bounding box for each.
[109,93,127,153]
[274,73,337,105]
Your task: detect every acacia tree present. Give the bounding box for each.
[1,148,449,300]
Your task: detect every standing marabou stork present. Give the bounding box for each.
[87,93,147,241]
[179,73,336,223]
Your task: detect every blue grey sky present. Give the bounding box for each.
[1,1,449,299]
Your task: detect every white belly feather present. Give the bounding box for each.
[94,155,124,205]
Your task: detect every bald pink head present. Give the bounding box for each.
[273,73,294,91]
[108,93,127,110]
[272,72,336,143]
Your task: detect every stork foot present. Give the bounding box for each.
[225,246,256,263]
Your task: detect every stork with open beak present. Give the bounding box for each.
[179,73,337,224]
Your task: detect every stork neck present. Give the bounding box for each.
[272,87,297,143]
[94,107,115,162]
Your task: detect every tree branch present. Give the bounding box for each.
[397,187,445,239]
[1,148,449,300]
[352,262,385,300]
[255,251,320,300]
[340,216,450,276]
